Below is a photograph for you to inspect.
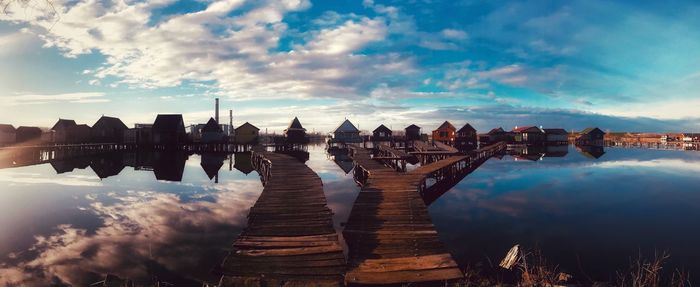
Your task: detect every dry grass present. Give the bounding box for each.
[442,247,691,287]
[616,251,691,287]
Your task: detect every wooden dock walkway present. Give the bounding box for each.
[218,149,346,287]
[432,141,459,153]
[343,145,463,285]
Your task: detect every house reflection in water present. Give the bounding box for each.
[544,145,569,157]
[510,145,545,161]
[577,145,606,159]
[90,153,126,179]
[50,157,92,174]
[152,151,188,181]
[234,152,254,175]
[330,149,354,174]
[200,152,226,183]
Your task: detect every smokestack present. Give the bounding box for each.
[229,109,233,135]
[215,98,219,124]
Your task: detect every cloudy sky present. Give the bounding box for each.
[0,0,698,133]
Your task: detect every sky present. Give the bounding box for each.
[0,0,699,133]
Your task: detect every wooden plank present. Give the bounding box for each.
[218,149,345,286]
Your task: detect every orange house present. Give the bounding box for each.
[432,121,456,144]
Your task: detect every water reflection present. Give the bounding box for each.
[0,149,265,286]
[425,145,700,280]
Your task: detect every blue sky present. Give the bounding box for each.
[0,0,698,133]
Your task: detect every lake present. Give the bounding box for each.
[0,144,698,285]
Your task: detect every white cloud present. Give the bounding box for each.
[441,28,468,40]
[0,0,408,101]
[1,92,109,106]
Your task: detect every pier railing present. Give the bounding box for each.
[416,141,506,195]
[250,148,272,185]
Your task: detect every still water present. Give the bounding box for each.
[0,144,699,285]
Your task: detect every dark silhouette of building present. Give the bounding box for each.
[577,127,605,146]
[152,151,187,181]
[332,119,362,143]
[152,114,187,145]
[15,126,43,143]
[0,124,16,145]
[372,124,392,141]
[200,152,225,181]
[543,128,568,144]
[405,124,421,141]
[544,145,569,157]
[577,145,605,159]
[90,153,126,179]
[455,123,477,150]
[512,126,545,145]
[284,117,308,144]
[330,149,354,174]
[124,124,153,145]
[91,116,128,143]
[51,119,77,143]
[234,152,254,175]
[234,122,260,144]
[201,117,225,143]
[50,157,91,174]
[432,121,456,144]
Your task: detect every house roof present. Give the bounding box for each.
[435,121,456,131]
[334,119,359,133]
[0,124,15,133]
[16,126,43,133]
[543,128,568,135]
[458,123,476,133]
[153,114,184,132]
[286,117,305,131]
[580,127,604,135]
[94,116,128,130]
[373,124,391,134]
[202,118,223,133]
[235,122,259,131]
[512,126,543,133]
[488,127,505,134]
[200,153,224,179]
[405,124,421,130]
[51,119,77,130]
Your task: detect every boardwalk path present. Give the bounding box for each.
[218,149,345,286]
[343,146,463,285]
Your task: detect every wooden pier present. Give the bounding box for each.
[218,148,346,287]
[343,142,507,285]
[343,145,463,285]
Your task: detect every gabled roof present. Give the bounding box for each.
[580,127,604,135]
[435,121,456,131]
[488,127,505,134]
[543,128,568,135]
[202,118,223,133]
[405,124,420,130]
[93,116,128,130]
[512,126,543,133]
[286,117,305,131]
[235,122,259,131]
[334,119,359,133]
[51,119,77,130]
[0,124,15,133]
[16,126,43,133]
[200,153,224,179]
[373,124,391,134]
[153,114,184,132]
[457,123,476,133]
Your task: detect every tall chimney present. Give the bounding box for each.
[215,98,219,124]
[229,109,233,136]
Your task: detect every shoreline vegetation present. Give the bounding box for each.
[451,246,691,287]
